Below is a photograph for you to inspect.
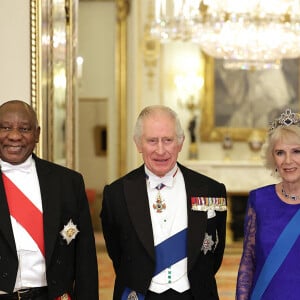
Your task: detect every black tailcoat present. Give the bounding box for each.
[101,163,227,300]
[0,155,99,299]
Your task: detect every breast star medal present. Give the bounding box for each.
[153,192,166,213]
[60,219,79,245]
[201,232,214,255]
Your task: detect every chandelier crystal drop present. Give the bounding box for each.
[150,0,300,70]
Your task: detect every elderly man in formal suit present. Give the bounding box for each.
[101,105,227,300]
[0,100,98,300]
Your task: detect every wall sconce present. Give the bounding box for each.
[174,73,203,159]
[174,73,203,115]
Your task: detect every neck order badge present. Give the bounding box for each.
[153,184,166,213]
[152,168,178,213]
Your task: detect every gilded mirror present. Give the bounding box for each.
[31,0,129,175]
[30,0,76,168]
[200,53,300,142]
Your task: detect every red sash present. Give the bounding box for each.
[2,173,45,256]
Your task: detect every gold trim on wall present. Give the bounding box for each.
[116,0,129,176]
[30,0,44,157]
[65,0,76,168]
[30,0,76,168]
[31,0,127,175]
[30,0,39,113]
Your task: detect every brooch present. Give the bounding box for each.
[201,232,214,255]
[60,219,79,245]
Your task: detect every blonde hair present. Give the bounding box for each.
[263,125,300,176]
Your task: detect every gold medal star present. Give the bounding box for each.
[60,219,79,244]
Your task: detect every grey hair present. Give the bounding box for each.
[133,105,185,144]
[263,125,300,177]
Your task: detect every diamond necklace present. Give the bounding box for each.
[281,185,300,201]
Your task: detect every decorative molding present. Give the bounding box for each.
[142,0,160,88]
[30,1,39,146]
[30,0,76,168]
[65,0,77,168]
[116,0,129,176]
[30,0,44,157]
[116,0,129,22]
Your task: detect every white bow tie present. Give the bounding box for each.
[148,175,174,189]
[1,159,33,173]
[147,167,179,189]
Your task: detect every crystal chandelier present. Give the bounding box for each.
[150,0,300,69]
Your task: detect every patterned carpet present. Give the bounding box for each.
[96,232,242,300]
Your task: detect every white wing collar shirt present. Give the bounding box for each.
[0,155,47,292]
[145,164,190,293]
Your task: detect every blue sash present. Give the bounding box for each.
[251,208,300,300]
[121,228,187,300]
[154,228,187,275]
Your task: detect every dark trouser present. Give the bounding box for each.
[0,287,48,300]
[146,289,194,300]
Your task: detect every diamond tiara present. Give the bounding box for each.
[269,108,300,133]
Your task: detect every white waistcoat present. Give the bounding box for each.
[146,167,190,293]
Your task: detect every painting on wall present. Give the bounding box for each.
[200,55,300,141]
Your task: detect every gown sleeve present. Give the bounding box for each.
[236,196,256,300]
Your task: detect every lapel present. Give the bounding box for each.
[124,165,155,260]
[179,163,208,271]
[34,156,61,267]
[0,171,17,255]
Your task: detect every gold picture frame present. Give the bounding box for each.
[200,53,300,141]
